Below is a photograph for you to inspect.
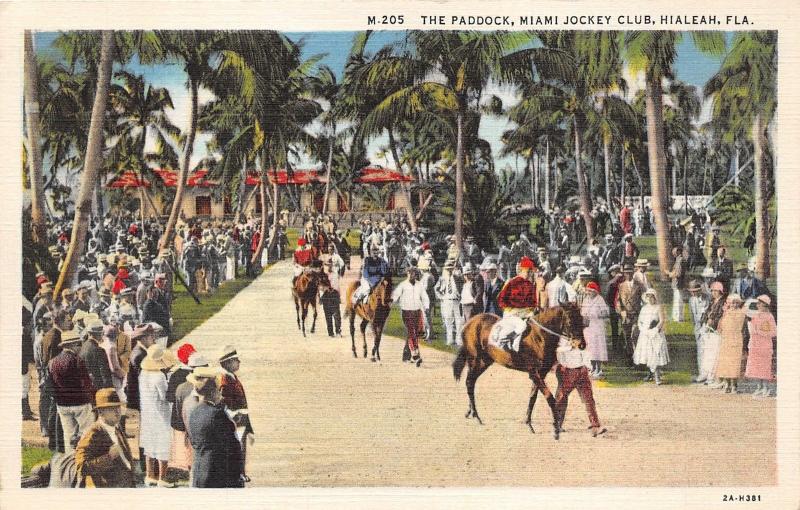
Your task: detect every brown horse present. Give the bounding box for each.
[452,303,585,439]
[292,270,328,337]
[344,277,392,361]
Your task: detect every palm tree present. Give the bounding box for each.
[216,31,322,264]
[108,70,180,219]
[354,30,549,246]
[24,31,47,244]
[624,31,725,273]
[704,31,776,279]
[54,31,115,296]
[151,30,225,252]
[308,65,341,215]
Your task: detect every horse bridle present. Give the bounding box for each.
[527,313,578,343]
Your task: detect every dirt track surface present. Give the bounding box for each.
[24,257,777,486]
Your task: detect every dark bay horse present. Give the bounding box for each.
[293,270,328,337]
[345,277,392,361]
[453,303,585,439]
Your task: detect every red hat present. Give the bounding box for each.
[176,343,196,365]
[519,257,535,270]
[297,238,306,247]
[586,281,601,293]
[421,242,431,251]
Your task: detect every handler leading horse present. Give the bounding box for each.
[453,303,585,439]
[293,267,328,337]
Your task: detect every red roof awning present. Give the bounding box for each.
[354,166,413,184]
[245,169,327,186]
[106,171,150,189]
[153,168,218,188]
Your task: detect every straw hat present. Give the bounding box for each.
[756,294,771,306]
[59,329,83,346]
[218,345,239,364]
[634,258,649,267]
[141,344,177,371]
[93,388,123,410]
[686,279,703,292]
[187,366,220,387]
[187,353,209,368]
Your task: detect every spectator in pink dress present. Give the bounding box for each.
[745,295,776,398]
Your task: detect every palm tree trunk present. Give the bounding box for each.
[620,143,626,208]
[454,107,465,247]
[54,31,114,297]
[604,137,612,208]
[644,77,673,273]
[322,125,334,215]
[265,161,281,261]
[573,118,594,244]
[387,129,417,231]
[24,30,47,245]
[529,154,536,207]
[251,153,269,265]
[683,152,689,214]
[160,78,198,251]
[753,112,770,279]
[544,138,550,211]
[237,156,248,221]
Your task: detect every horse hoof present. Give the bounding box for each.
[476,417,484,426]
[554,429,560,440]
[371,357,376,362]
[465,410,472,418]
[352,351,357,358]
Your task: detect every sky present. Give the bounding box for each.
[35,30,727,173]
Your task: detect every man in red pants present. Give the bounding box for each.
[391,267,429,367]
[554,337,606,438]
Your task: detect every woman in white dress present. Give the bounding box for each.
[581,281,610,378]
[634,288,670,384]
[139,344,178,487]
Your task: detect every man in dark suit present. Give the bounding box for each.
[712,246,735,291]
[142,286,171,338]
[79,321,114,390]
[482,262,504,316]
[74,388,136,488]
[187,367,245,488]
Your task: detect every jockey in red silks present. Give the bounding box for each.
[493,256,538,352]
[292,238,316,285]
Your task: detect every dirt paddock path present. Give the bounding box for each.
[25,258,777,486]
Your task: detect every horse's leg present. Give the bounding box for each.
[360,319,369,359]
[371,324,383,362]
[310,299,317,334]
[531,370,559,439]
[525,378,539,434]
[349,312,357,358]
[465,359,490,425]
[294,297,301,331]
[301,302,308,338]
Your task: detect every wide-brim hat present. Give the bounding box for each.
[93,388,123,410]
[141,344,177,371]
[635,259,649,267]
[60,329,83,346]
[686,279,703,292]
[642,288,658,299]
[757,294,771,306]
[622,264,634,273]
[219,344,239,363]
[701,267,717,278]
[187,352,209,368]
[187,366,220,387]
[86,319,104,335]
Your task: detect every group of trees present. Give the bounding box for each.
[23,29,776,294]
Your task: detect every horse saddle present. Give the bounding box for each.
[489,316,529,352]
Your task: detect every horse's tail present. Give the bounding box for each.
[453,346,468,382]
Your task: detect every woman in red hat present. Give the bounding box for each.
[581,281,610,378]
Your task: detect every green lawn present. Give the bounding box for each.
[21,443,53,477]
[170,265,262,345]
